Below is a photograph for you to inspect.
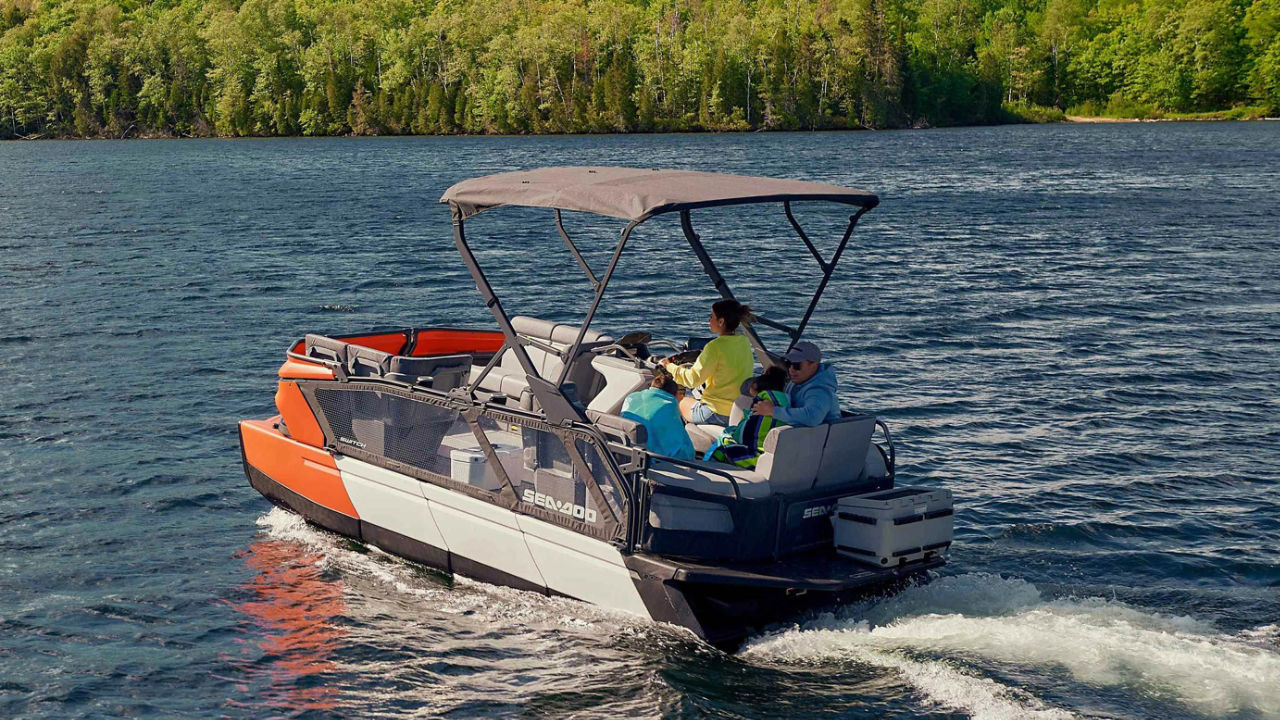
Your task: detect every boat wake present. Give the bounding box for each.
[741,573,1280,720]
[256,510,1280,718]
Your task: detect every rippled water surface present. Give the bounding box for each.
[2,124,1278,719]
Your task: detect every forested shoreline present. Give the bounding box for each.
[1,0,1278,139]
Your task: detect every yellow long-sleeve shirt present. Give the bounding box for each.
[670,334,754,417]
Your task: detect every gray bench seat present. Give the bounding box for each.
[649,459,772,499]
[471,316,611,411]
[646,414,881,533]
[651,414,878,497]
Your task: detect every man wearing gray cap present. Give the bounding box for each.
[753,341,841,426]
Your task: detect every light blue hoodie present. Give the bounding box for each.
[621,387,696,460]
[773,363,841,426]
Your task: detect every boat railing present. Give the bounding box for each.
[874,419,896,478]
[645,454,744,501]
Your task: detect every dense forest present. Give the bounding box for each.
[0,0,1277,138]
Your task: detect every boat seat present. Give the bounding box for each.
[305,333,349,366]
[348,345,393,378]
[656,423,831,497]
[314,338,470,391]
[755,423,830,494]
[474,316,612,411]
[685,423,726,454]
[649,459,773,499]
[387,354,472,391]
[586,410,648,446]
[814,414,876,489]
[727,393,753,426]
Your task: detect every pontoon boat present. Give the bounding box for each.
[239,167,953,648]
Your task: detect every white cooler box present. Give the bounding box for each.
[450,444,520,491]
[832,485,953,567]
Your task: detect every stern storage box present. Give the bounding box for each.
[449,444,519,491]
[832,486,953,566]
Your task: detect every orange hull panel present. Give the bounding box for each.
[278,358,336,381]
[240,419,358,519]
[273,381,326,447]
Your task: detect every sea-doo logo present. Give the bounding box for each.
[337,436,366,449]
[803,503,835,520]
[522,489,598,523]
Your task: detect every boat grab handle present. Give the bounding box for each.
[874,419,896,477]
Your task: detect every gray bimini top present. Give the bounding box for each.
[440,166,879,223]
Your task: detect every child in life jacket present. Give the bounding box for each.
[705,366,790,468]
[621,367,696,460]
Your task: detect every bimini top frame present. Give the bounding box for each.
[440,166,879,426]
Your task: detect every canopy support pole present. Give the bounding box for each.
[465,337,508,396]
[788,206,871,350]
[555,221,637,396]
[453,218,585,424]
[680,210,773,366]
[753,314,800,339]
[556,209,600,289]
[784,201,832,272]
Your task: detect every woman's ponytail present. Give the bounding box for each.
[712,299,755,332]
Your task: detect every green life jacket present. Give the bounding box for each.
[706,390,790,469]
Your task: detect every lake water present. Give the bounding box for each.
[2,123,1278,719]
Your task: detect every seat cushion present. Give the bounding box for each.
[479,316,611,404]
[685,424,720,454]
[815,415,876,488]
[390,354,472,390]
[585,409,648,445]
[305,334,349,365]
[755,424,829,494]
[347,345,393,378]
[511,316,560,340]
[648,459,770,499]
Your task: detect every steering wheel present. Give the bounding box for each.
[616,330,651,353]
[589,331,653,366]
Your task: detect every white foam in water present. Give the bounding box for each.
[743,573,1280,719]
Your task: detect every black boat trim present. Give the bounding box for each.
[626,551,943,593]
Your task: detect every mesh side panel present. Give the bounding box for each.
[576,439,626,521]
[477,415,533,496]
[313,387,459,477]
[310,385,626,535]
[478,414,624,528]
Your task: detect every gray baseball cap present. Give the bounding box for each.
[782,341,821,364]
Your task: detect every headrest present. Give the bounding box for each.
[511,316,559,340]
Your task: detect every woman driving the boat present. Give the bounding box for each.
[660,299,756,426]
